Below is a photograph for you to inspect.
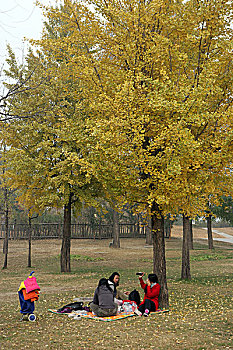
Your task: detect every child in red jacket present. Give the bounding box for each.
[135,273,160,317]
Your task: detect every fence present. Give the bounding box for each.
[0,223,146,240]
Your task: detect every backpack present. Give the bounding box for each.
[128,289,141,306]
[57,302,83,313]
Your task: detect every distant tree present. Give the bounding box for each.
[1,24,104,273]
[0,146,17,269]
[212,196,233,226]
[2,184,9,270]
[112,209,120,248]
[145,216,152,245]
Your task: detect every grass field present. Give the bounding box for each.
[0,229,232,350]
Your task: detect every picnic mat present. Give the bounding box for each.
[48,309,169,322]
[82,311,135,321]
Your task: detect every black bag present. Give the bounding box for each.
[128,289,141,306]
[57,302,83,313]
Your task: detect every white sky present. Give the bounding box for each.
[1,1,231,66]
[0,0,55,65]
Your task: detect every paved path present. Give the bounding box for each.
[201,228,233,244]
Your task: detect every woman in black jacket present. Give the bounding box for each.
[90,278,118,317]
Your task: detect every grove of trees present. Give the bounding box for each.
[0,0,232,309]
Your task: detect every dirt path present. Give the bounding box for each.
[201,228,233,244]
[171,225,233,243]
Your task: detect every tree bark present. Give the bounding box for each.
[112,209,120,248]
[98,217,102,239]
[3,187,9,269]
[137,214,140,238]
[181,214,191,280]
[60,193,72,272]
[164,217,172,239]
[189,219,194,250]
[28,216,32,268]
[207,215,214,249]
[151,202,169,309]
[145,216,152,245]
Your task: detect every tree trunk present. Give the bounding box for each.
[60,194,72,272]
[181,214,191,280]
[145,216,152,245]
[89,206,96,235]
[112,209,120,248]
[28,216,32,268]
[207,215,214,249]
[151,202,169,309]
[98,217,102,239]
[164,218,172,239]
[3,188,9,269]
[137,214,140,237]
[189,219,194,250]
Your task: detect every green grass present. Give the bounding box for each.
[70,254,105,262]
[141,252,233,263]
[190,253,232,261]
[0,237,232,349]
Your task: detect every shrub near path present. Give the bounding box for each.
[0,237,232,350]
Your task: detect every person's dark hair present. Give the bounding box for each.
[98,278,108,287]
[108,272,120,286]
[148,273,158,284]
[97,278,112,292]
[144,274,159,294]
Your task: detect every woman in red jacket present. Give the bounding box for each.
[135,273,160,316]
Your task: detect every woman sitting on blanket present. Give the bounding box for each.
[90,278,118,317]
[134,272,160,317]
[108,271,129,305]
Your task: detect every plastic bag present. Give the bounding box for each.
[121,300,137,314]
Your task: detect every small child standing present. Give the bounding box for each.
[135,273,160,316]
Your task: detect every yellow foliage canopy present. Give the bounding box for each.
[2,0,233,218]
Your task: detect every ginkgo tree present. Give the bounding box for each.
[35,0,233,308]
[2,0,233,307]
[1,22,105,272]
